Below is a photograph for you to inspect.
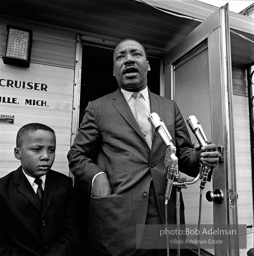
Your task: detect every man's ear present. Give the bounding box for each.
[14,148,21,160]
[113,66,115,76]
[147,61,151,71]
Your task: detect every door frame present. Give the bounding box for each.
[164,5,239,255]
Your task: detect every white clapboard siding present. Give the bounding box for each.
[0,19,76,178]
[233,95,253,226]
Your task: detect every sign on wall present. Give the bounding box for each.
[0,62,74,177]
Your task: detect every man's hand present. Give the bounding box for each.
[91,173,111,197]
[200,143,220,168]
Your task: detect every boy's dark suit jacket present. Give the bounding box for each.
[68,88,201,256]
[0,166,79,256]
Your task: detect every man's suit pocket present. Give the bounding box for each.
[89,194,123,228]
[88,194,145,254]
[89,195,125,250]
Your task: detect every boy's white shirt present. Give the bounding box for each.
[22,169,46,192]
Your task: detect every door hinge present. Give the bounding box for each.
[228,189,238,205]
[217,146,224,163]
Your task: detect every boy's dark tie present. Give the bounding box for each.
[34,178,44,203]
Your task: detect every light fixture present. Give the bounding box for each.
[2,25,33,67]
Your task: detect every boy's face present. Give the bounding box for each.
[14,129,56,178]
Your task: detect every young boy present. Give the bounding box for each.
[0,123,79,256]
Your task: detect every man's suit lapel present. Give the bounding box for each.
[41,171,56,217]
[112,89,150,147]
[149,91,163,149]
[149,91,161,117]
[14,167,41,212]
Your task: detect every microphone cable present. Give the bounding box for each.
[165,193,170,256]
[197,174,204,256]
[165,165,176,256]
[186,115,213,256]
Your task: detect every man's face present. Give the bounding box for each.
[14,129,56,178]
[113,40,151,92]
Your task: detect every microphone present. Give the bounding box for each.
[186,115,212,189]
[148,112,174,148]
[148,113,178,202]
[186,115,208,147]
[148,112,177,165]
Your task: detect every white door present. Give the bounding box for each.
[164,5,240,256]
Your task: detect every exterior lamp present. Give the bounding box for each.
[2,25,33,67]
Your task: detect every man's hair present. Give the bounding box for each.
[16,123,55,148]
[114,38,148,59]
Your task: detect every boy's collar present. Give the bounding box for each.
[22,169,46,187]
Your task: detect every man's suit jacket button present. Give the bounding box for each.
[142,192,147,197]
[42,220,46,227]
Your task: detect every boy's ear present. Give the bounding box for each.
[14,148,21,160]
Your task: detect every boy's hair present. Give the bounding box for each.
[16,123,55,148]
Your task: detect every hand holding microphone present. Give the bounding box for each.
[186,115,220,168]
[186,116,220,189]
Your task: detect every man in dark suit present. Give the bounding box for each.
[0,123,79,256]
[68,39,220,256]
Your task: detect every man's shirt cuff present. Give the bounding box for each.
[91,172,106,188]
